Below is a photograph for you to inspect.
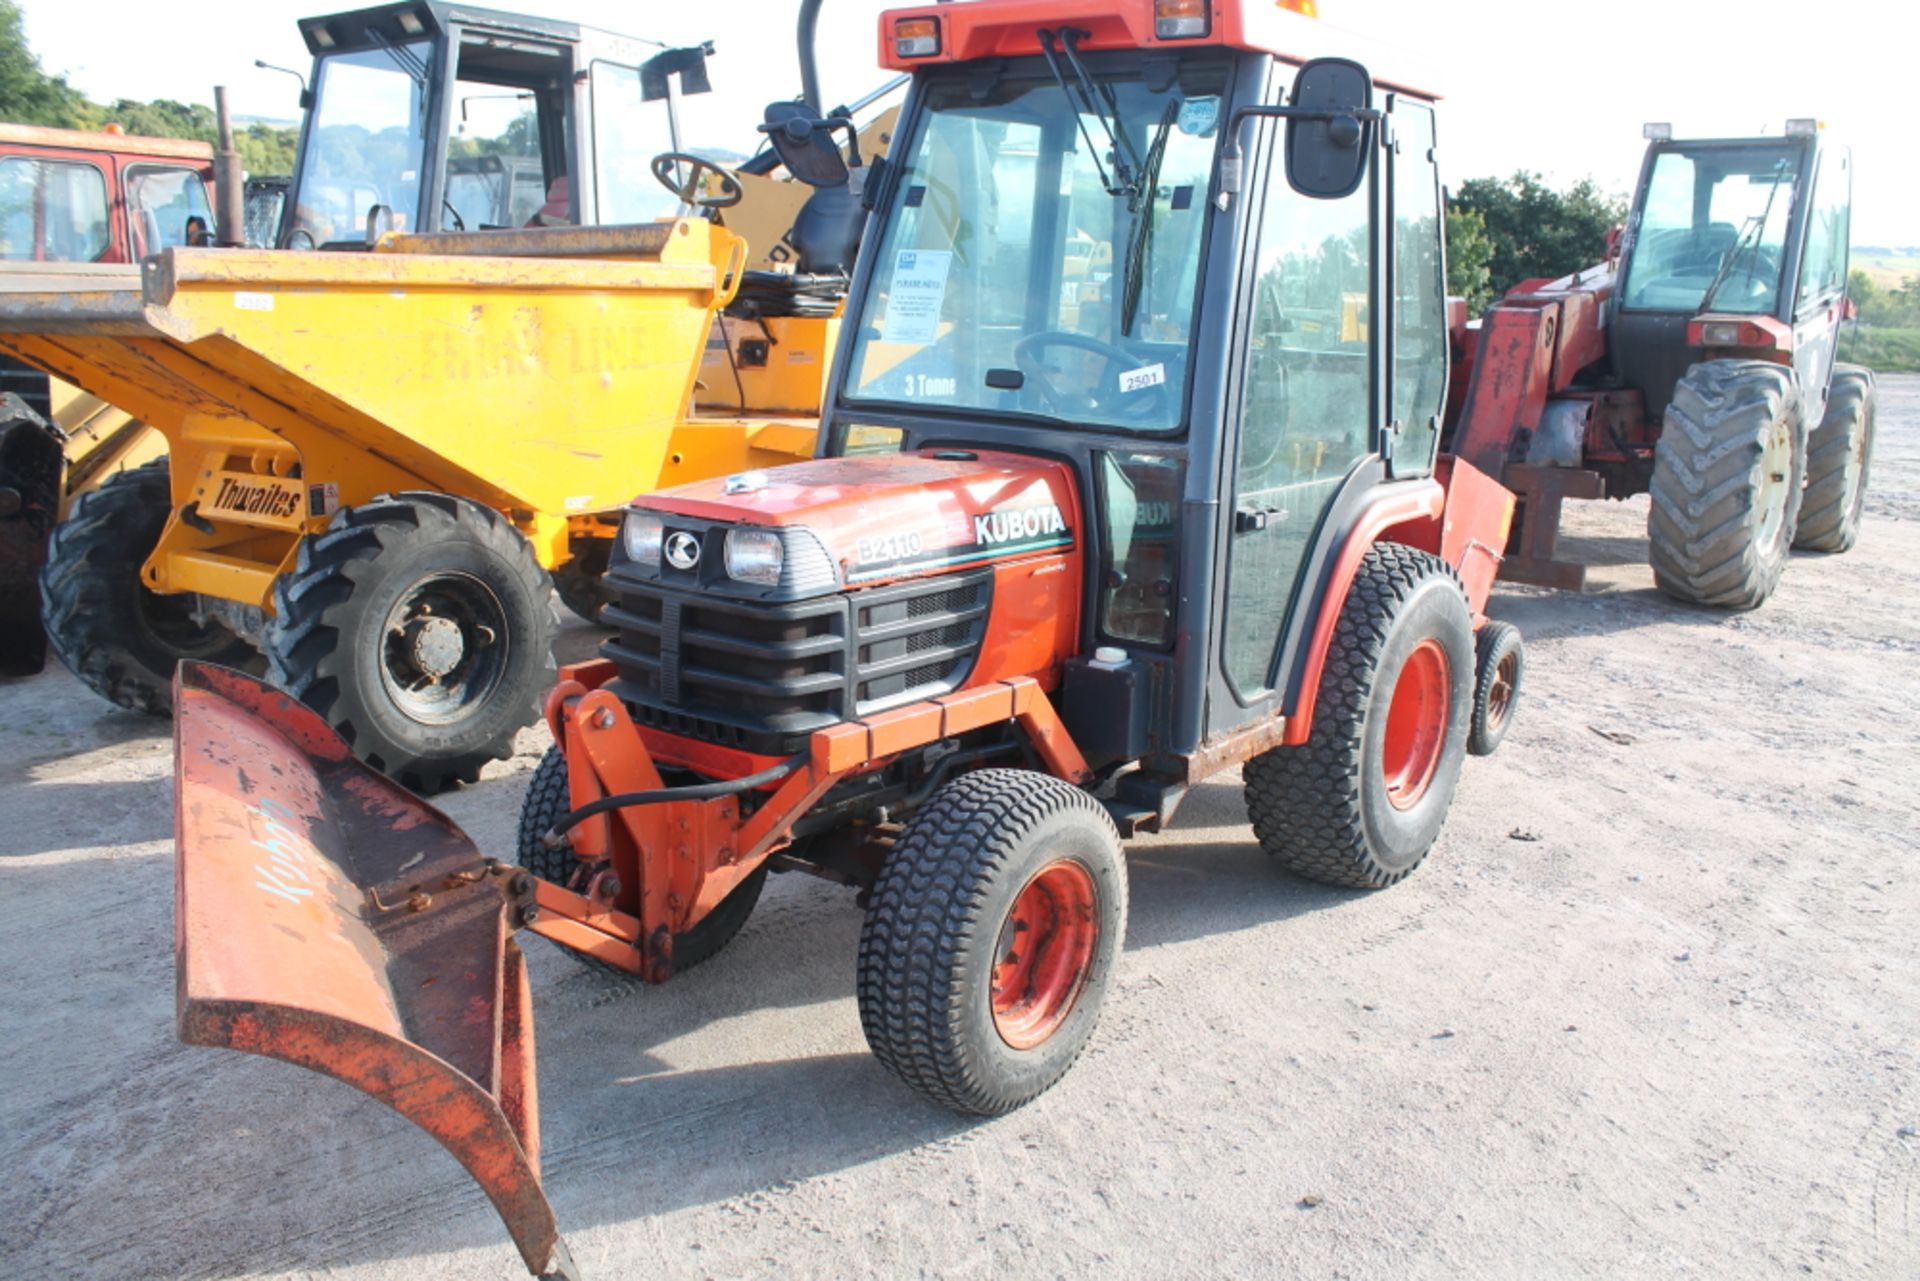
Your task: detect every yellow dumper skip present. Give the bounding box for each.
[0,218,808,611]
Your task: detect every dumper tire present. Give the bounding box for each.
[551,540,614,627]
[1647,360,1806,609]
[1467,620,1523,757]
[858,769,1128,1115]
[265,492,555,794]
[1244,543,1474,890]
[1793,364,1875,554]
[39,458,260,713]
[516,745,767,975]
[1,398,64,676]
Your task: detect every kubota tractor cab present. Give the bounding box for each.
[1448,121,1871,607]
[170,3,1523,1275]
[274,0,712,247]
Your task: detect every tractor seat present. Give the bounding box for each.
[785,180,863,277]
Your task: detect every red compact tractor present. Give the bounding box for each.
[1448,121,1871,607]
[171,2,1523,1274]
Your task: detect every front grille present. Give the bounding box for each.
[603,567,993,756]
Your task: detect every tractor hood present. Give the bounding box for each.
[633,450,1081,591]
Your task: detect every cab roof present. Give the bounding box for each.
[0,123,214,164]
[877,0,1441,99]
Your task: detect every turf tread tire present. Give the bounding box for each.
[857,768,1128,1116]
[264,492,555,794]
[1793,364,1874,553]
[1243,543,1474,890]
[1467,620,1523,758]
[1647,360,1805,609]
[514,746,766,976]
[39,458,260,713]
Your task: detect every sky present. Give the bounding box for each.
[18,0,1916,247]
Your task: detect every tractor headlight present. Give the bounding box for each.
[623,512,663,566]
[725,528,784,585]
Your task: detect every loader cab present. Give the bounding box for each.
[1613,126,1851,424]
[817,7,1454,762]
[279,1,713,248]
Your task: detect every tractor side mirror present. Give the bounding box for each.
[1285,58,1373,200]
[759,102,852,189]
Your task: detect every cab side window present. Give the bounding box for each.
[1796,149,1850,308]
[0,157,110,262]
[1389,98,1446,478]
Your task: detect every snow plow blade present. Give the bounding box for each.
[172,661,576,1280]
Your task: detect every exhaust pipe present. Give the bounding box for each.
[212,86,245,248]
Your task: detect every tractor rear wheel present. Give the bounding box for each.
[515,745,767,976]
[264,492,555,794]
[39,458,260,713]
[858,769,1127,1115]
[1468,619,1524,757]
[1793,364,1875,554]
[1647,360,1805,609]
[1244,543,1474,889]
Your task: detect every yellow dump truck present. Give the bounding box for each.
[0,1,879,791]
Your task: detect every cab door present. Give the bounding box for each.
[1789,145,1850,425]
[1212,108,1380,725]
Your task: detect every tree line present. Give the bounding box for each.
[0,0,297,174]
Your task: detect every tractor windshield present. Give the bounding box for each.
[1621,144,1799,315]
[286,41,436,246]
[842,59,1230,433]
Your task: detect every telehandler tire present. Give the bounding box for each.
[264,492,555,794]
[39,458,259,713]
[1467,619,1523,757]
[1244,543,1473,889]
[1793,364,1875,554]
[1647,360,1805,609]
[515,745,767,976]
[858,768,1128,1115]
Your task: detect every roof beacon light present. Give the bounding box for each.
[1277,0,1321,15]
[1155,0,1211,38]
[1643,122,1672,141]
[894,17,940,58]
[1784,118,1820,137]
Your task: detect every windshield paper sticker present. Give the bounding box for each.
[880,249,953,344]
[1178,96,1220,137]
[1119,363,1166,394]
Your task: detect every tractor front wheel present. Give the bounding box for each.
[264,492,555,794]
[1468,619,1524,757]
[515,745,767,976]
[858,769,1128,1115]
[1793,364,1875,554]
[40,458,260,713]
[1244,543,1474,889]
[1647,360,1805,609]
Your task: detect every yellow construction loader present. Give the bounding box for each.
[0,0,891,791]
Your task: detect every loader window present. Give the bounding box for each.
[842,60,1229,433]
[287,41,436,245]
[1621,145,1796,315]
[445,84,545,229]
[0,157,109,261]
[1223,141,1375,696]
[590,61,685,225]
[126,165,214,254]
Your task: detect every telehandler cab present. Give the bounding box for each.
[1449,120,1871,607]
[171,2,1521,1274]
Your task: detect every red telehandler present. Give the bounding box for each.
[1448,121,1871,607]
[170,2,1524,1275]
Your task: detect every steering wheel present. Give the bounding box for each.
[650,152,744,210]
[1013,331,1170,423]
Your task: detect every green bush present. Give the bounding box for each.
[1837,325,1920,374]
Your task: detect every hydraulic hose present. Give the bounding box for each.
[540,751,809,848]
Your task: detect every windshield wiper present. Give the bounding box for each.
[1036,28,1137,201]
[1121,99,1178,336]
[1698,158,1788,314]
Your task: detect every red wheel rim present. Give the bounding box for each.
[991,859,1099,1050]
[1382,639,1451,810]
[1485,648,1518,731]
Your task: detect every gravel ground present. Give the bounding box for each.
[2,377,1916,1281]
